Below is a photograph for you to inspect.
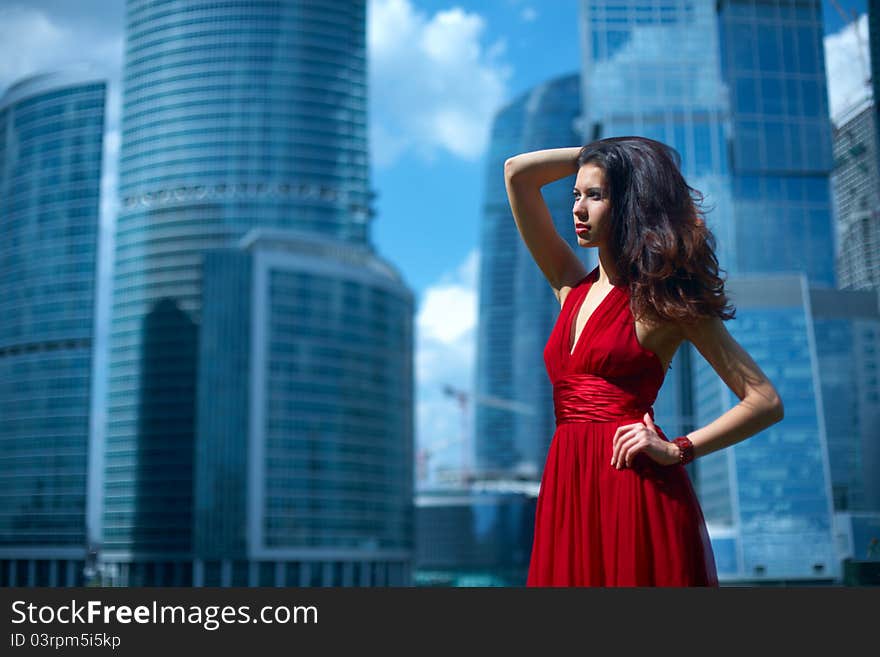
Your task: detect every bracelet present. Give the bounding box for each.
[673,436,695,465]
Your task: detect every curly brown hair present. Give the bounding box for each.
[577,136,735,326]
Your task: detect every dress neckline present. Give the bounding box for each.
[567,266,621,357]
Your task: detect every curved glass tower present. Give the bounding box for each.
[474,73,587,477]
[118,0,370,239]
[106,0,381,558]
[0,71,105,585]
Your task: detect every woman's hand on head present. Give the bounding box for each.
[611,413,679,468]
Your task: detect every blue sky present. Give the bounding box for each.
[0,0,871,485]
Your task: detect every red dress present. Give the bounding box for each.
[526,265,718,587]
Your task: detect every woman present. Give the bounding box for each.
[504,136,784,586]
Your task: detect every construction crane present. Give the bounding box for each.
[416,430,465,484]
[416,384,536,485]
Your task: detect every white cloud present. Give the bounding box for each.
[416,249,478,384]
[0,7,69,88]
[824,13,871,124]
[418,285,476,344]
[0,6,122,93]
[521,7,538,23]
[367,0,511,166]
[418,248,479,344]
[415,249,480,485]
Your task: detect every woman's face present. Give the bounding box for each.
[572,163,611,248]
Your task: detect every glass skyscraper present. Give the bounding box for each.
[692,276,880,582]
[833,102,880,291]
[811,287,880,514]
[829,1,878,294]
[189,230,413,587]
[833,0,880,585]
[103,0,412,583]
[579,0,853,582]
[0,71,106,585]
[871,0,880,159]
[717,0,835,285]
[450,73,578,589]
[580,0,834,283]
[475,73,587,477]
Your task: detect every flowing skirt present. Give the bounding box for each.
[526,419,718,587]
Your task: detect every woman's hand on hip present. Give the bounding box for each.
[611,412,679,469]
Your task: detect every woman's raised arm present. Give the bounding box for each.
[504,147,588,304]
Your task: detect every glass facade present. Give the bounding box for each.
[106,0,376,564]
[0,71,105,585]
[694,276,838,581]
[810,289,880,513]
[193,249,251,560]
[871,0,880,159]
[475,73,586,476]
[835,511,880,563]
[832,104,880,290]
[691,278,880,582]
[119,0,370,238]
[193,231,413,585]
[718,0,835,286]
[581,0,835,284]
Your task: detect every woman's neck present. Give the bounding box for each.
[596,249,620,287]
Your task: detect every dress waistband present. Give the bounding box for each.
[553,373,653,425]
